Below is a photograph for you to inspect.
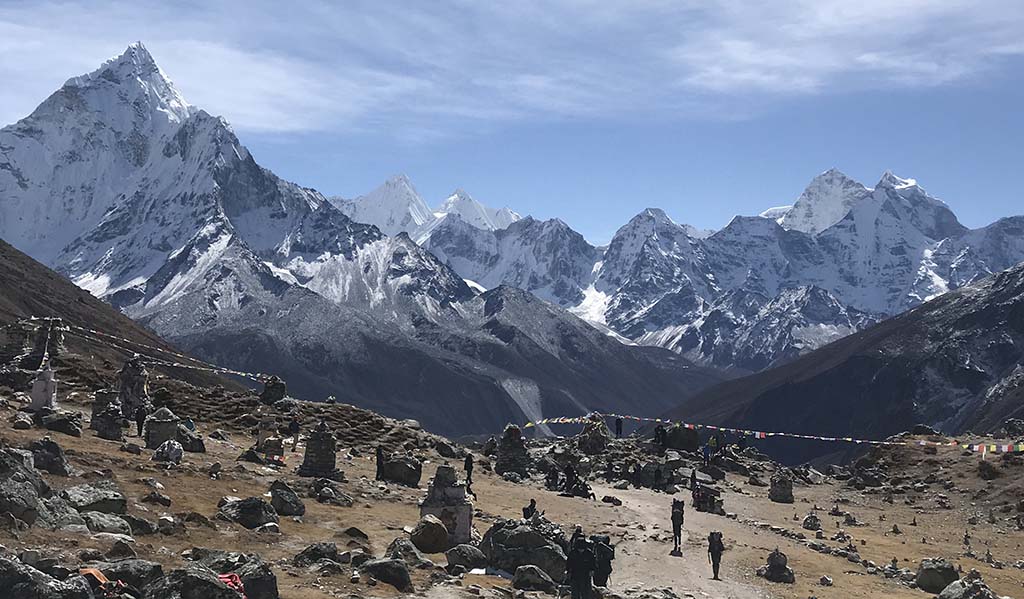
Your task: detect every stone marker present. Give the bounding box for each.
[419,464,473,548]
[298,420,344,480]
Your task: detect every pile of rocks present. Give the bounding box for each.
[494,424,531,478]
[478,514,569,582]
[756,548,795,583]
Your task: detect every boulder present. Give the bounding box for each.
[269,480,305,517]
[977,460,1001,481]
[61,481,126,514]
[360,558,413,592]
[479,516,568,582]
[153,440,184,464]
[0,452,49,525]
[409,514,449,553]
[769,470,794,504]
[445,544,487,571]
[385,537,434,568]
[39,411,82,437]
[146,564,242,599]
[121,514,157,536]
[85,559,164,590]
[187,548,278,599]
[217,497,279,530]
[141,491,172,507]
[26,437,73,476]
[802,513,822,531]
[938,574,1001,599]
[0,556,93,599]
[379,455,422,487]
[514,564,557,593]
[81,511,132,535]
[435,440,458,459]
[36,496,86,530]
[916,558,959,593]
[176,424,206,453]
[293,542,339,567]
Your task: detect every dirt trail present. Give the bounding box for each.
[588,482,767,599]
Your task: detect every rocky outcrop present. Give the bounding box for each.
[360,558,413,592]
[379,455,422,487]
[217,497,279,530]
[513,564,557,593]
[768,470,794,504]
[269,480,305,517]
[410,514,449,554]
[916,558,959,593]
[479,516,568,582]
[61,481,126,514]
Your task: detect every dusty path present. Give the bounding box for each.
[588,482,767,599]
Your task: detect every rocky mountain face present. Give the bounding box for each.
[408,168,1023,373]
[0,44,722,435]
[670,261,1024,462]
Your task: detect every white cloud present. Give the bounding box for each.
[1,0,1022,135]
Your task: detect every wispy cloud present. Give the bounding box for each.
[1,0,1022,136]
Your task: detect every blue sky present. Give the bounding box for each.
[2,1,1022,243]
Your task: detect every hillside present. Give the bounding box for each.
[668,262,1024,463]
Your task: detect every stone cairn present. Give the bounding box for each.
[769,469,795,504]
[256,409,283,456]
[756,548,796,583]
[575,415,612,455]
[145,407,181,450]
[92,396,128,442]
[298,420,344,480]
[89,389,120,430]
[494,424,530,477]
[420,463,474,546]
[259,376,287,405]
[117,354,150,419]
[28,358,58,411]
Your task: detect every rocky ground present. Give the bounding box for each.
[1,356,1023,599]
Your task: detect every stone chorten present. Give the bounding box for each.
[28,358,58,411]
[90,389,121,430]
[494,423,530,476]
[420,463,474,546]
[117,354,150,419]
[145,407,180,450]
[298,420,343,480]
[93,403,128,441]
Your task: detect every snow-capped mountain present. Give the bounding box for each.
[0,44,722,434]
[333,179,521,243]
[778,168,871,234]
[329,174,434,237]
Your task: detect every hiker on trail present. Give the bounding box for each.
[671,499,685,553]
[653,424,666,450]
[287,415,301,452]
[708,434,719,457]
[708,531,725,580]
[563,464,578,493]
[702,442,712,467]
[591,534,615,587]
[690,468,698,491]
[464,454,474,486]
[523,498,538,519]
[631,462,642,488]
[566,534,596,599]
[653,468,663,491]
[614,417,623,439]
[134,404,148,438]
[375,445,385,481]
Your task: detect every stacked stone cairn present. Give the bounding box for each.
[419,463,474,546]
[494,424,530,477]
[298,420,344,480]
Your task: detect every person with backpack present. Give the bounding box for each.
[614,417,623,439]
[671,499,685,553]
[566,534,595,599]
[287,415,301,452]
[591,534,615,587]
[708,531,725,580]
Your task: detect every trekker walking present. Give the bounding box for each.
[566,534,595,599]
[287,415,301,452]
[375,445,385,481]
[671,499,684,553]
[708,531,725,580]
[614,417,623,439]
[464,454,474,486]
[134,404,148,438]
[591,535,615,587]
[690,468,698,491]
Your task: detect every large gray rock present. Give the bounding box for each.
[26,437,74,476]
[0,447,49,525]
[187,547,278,599]
[756,548,795,583]
[85,559,164,590]
[36,496,86,530]
[360,558,413,592]
[81,511,132,535]
[379,455,422,487]
[217,497,279,530]
[176,424,206,453]
[916,558,959,594]
[0,556,93,599]
[269,480,304,517]
[145,564,242,599]
[409,514,449,553]
[445,544,487,571]
[61,481,127,514]
[513,564,557,594]
[293,542,339,567]
[153,440,184,464]
[39,411,83,437]
[479,516,568,582]
[385,537,434,569]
